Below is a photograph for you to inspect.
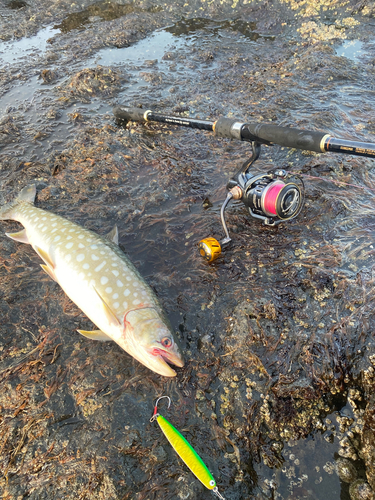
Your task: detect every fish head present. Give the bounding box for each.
[123,309,184,377]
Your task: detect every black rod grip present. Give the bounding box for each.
[242,123,327,152]
[113,106,148,122]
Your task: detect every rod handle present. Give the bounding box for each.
[113,106,149,123]
[243,122,328,153]
[214,117,328,152]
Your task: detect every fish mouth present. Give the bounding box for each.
[146,347,184,377]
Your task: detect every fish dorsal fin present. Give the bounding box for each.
[93,287,121,327]
[34,246,55,269]
[17,184,36,204]
[77,329,112,341]
[106,225,119,245]
[40,264,57,282]
[5,229,30,244]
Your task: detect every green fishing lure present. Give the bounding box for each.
[150,396,226,499]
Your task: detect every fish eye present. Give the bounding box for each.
[161,337,172,348]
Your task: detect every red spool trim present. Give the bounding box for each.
[263,182,284,216]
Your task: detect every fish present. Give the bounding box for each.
[0,184,184,377]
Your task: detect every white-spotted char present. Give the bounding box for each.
[0,185,184,377]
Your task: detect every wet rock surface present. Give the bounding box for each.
[1,0,375,499]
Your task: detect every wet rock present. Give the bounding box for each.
[117,429,139,452]
[349,480,375,500]
[150,445,167,462]
[336,458,358,483]
[46,108,62,120]
[39,69,58,83]
[66,66,125,100]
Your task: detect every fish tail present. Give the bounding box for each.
[0,184,36,220]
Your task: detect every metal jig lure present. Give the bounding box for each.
[150,396,226,499]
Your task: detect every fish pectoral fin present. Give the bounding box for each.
[77,329,112,341]
[93,287,121,327]
[34,245,55,269]
[40,264,57,282]
[5,229,30,244]
[106,225,119,245]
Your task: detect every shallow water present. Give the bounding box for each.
[1,2,375,500]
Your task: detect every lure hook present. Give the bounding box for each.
[150,396,171,422]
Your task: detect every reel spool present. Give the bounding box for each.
[199,142,304,262]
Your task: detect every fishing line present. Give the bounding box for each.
[285,170,375,193]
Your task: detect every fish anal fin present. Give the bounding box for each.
[106,225,119,245]
[93,287,121,327]
[6,229,30,244]
[40,264,57,282]
[34,245,55,269]
[77,329,112,341]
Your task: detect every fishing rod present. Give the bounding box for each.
[114,105,375,262]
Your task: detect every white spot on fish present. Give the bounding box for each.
[54,236,61,242]
[124,289,130,296]
[105,287,113,294]
[133,282,138,287]
[78,234,84,239]
[92,254,99,261]
[100,251,105,255]
[123,301,128,309]
[42,217,47,221]
[52,223,57,227]
[133,299,141,305]
[141,290,147,296]
[51,228,58,233]
[117,280,123,287]
[34,217,39,222]
[111,262,118,267]
[101,276,109,285]
[69,228,75,232]
[113,293,119,299]
[95,261,106,272]
[126,276,131,281]
[78,243,85,249]
[113,302,119,309]
[133,292,138,297]
[91,244,98,249]
[42,227,47,232]
[83,263,90,269]
[111,270,119,277]
[66,242,73,249]
[87,238,92,242]
[76,254,85,262]
[66,235,72,240]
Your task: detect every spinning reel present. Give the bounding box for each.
[114,106,375,262]
[199,141,304,262]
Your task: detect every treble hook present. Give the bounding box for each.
[150,396,171,422]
